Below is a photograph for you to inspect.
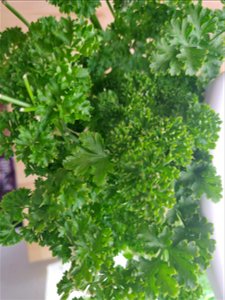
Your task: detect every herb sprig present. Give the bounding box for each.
[0,1,224,299]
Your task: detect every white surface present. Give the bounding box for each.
[45,261,63,300]
[113,252,127,268]
[45,261,89,300]
[201,73,225,300]
[0,241,48,300]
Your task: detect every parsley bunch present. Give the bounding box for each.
[0,1,224,299]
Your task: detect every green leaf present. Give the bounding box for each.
[157,262,179,298]
[0,1,222,298]
[0,213,22,245]
[186,102,221,151]
[64,132,112,185]
[15,122,59,169]
[138,225,173,250]
[179,159,222,202]
[150,38,180,75]
[139,258,179,298]
[47,0,101,17]
[0,27,26,63]
[185,215,215,270]
[1,188,30,221]
[151,4,224,83]
[177,46,206,75]
[169,241,200,289]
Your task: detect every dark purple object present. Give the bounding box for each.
[0,156,17,200]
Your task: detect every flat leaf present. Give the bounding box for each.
[64,132,112,185]
[139,258,179,298]
[169,240,200,289]
[47,0,101,17]
[0,213,22,245]
[1,188,30,221]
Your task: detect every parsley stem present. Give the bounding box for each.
[20,107,36,112]
[106,0,115,17]
[66,127,80,137]
[2,1,30,28]
[90,14,102,30]
[23,74,35,105]
[0,93,31,108]
[13,220,23,227]
[63,126,98,154]
[211,30,225,42]
[34,107,52,139]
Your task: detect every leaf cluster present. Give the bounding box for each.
[150,4,225,84]
[0,1,223,299]
[48,0,101,17]
[0,16,100,174]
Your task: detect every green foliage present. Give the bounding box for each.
[199,274,215,300]
[0,189,30,245]
[48,0,101,17]
[113,0,132,11]
[186,101,222,151]
[164,0,193,7]
[0,27,25,65]
[0,16,100,174]
[177,153,222,203]
[15,122,59,168]
[150,4,225,84]
[0,110,21,159]
[1,188,30,221]
[0,1,223,299]
[64,131,112,185]
[89,0,173,83]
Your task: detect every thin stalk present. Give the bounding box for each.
[90,14,102,30]
[66,129,104,155]
[20,107,36,112]
[0,93,31,108]
[67,127,80,137]
[13,220,23,227]
[211,30,225,42]
[23,74,35,105]
[34,107,53,139]
[2,1,30,28]
[106,0,115,17]
[60,124,95,155]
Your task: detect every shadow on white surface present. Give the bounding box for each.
[0,241,48,300]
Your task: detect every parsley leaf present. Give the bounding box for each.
[64,132,112,185]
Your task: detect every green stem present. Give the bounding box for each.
[0,93,31,108]
[13,220,23,227]
[90,14,102,30]
[66,129,102,155]
[20,107,36,112]
[211,30,225,42]
[34,107,53,139]
[23,74,35,105]
[2,1,30,28]
[106,0,115,17]
[67,127,80,137]
[63,126,97,154]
